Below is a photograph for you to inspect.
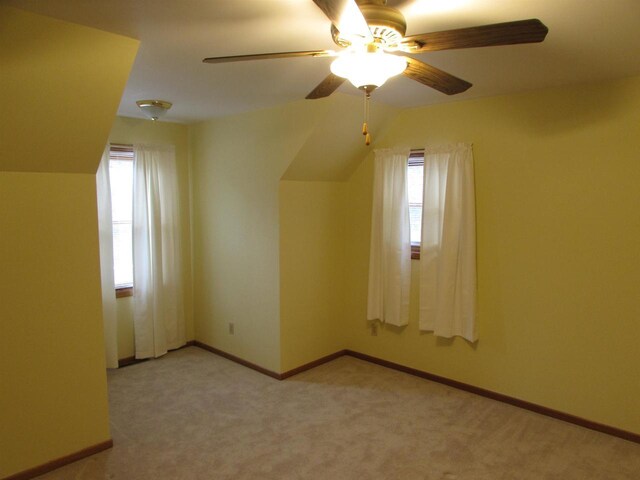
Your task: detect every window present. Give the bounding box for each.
[109,146,134,295]
[407,151,424,259]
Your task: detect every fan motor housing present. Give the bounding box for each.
[332,1,407,49]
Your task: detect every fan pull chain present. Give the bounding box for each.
[362,89,371,146]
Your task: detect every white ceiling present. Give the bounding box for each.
[6,0,640,124]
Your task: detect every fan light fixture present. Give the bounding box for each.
[136,100,172,121]
[330,46,407,89]
[330,45,407,146]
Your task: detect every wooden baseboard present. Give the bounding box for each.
[2,439,113,480]
[280,350,348,379]
[117,355,146,368]
[193,342,347,381]
[193,341,281,379]
[344,350,640,444]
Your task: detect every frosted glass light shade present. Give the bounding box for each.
[136,100,172,121]
[331,50,407,88]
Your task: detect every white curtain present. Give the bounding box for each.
[133,144,185,359]
[367,147,412,327]
[96,146,119,368]
[419,143,477,341]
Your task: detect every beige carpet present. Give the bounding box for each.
[37,347,640,479]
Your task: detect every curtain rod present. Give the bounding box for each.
[111,143,133,148]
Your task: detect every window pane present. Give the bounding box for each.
[109,160,133,223]
[409,205,422,244]
[109,156,133,287]
[407,163,423,204]
[112,222,133,287]
[407,163,423,244]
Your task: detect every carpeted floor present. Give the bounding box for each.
[37,347,640,479]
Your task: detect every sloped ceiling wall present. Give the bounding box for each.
[0,5,138,173]
[282,93,400,181]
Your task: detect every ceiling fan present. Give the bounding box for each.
[203,0,548,142]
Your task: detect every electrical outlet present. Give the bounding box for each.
[228,322,235,335]
[371,323,378,336]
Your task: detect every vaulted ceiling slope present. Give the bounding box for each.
[5,0,640,124]
[283,94,400,181]
[1,5,138,173]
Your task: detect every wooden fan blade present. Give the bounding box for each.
[402,19,548,53]
[403,57,472,95]
[203,50,334,64]
[312,0,373,43]
[306,73,347,99]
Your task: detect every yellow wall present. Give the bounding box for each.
[282,94,399,181]
[190,101,327,372]
[108,117,194,359]
[0,173,111,476]
[0,7,138,478]
[279,181,347,371]
[343,76,640,434]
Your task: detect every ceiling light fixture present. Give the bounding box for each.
[330,44,407,90]
[136,99,172,121]
[330,44,407,145]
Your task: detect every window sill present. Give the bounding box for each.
[116,286,133,298]
[411,244,420,260]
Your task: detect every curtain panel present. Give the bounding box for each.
[96,146,119,368]
[133,144,186,359]
[367,147,412,327]
[419,143,477,341]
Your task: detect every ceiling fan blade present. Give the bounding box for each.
[402,19,548,52]
[402,57,472,95]
[312,0,373,43]
[203,50,334,64]
[306,73,347,99]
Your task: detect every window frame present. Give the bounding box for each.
[408,150,424,260]
[109,144,134,297]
